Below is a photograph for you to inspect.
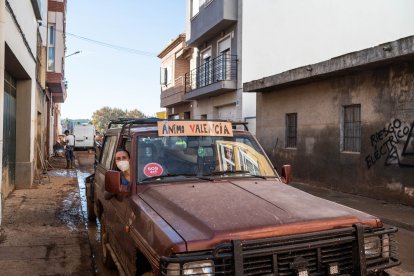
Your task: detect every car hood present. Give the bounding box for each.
[139,179,381,252]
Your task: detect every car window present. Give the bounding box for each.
[136,133,277,183]
[100,135,117,170]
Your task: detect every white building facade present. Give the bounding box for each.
[185,0,256,133]
[242,0,414,83]
[0,0,42,225]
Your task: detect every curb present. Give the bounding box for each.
[380,218,414,232]
[290,182,414,232]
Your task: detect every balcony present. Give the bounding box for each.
[187,0,237,47]
[184,54,237,100]
[161,76,188,107]
[46,72,67,103]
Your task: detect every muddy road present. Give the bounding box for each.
[75,151,118,276]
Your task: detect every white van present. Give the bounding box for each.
[73,124,95,149]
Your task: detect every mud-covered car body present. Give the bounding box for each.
[90,119,400,276]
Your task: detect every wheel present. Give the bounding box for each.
[85,183,96,222]
[87,196,96,222]
[100,213,116,268]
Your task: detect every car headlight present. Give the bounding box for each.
[167,261,214,275]
[381,234,390,258]
[183,261,214,275]
[364,236,381,258]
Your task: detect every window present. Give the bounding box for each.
[100,136,117,169]
[343,105,361,152]
[47,24,55,71]
[160,67,167,85]
[160,65,172,85]
[191,0,200,17]
[199,48,212,87]
[286,113,297,148]
[217,36,231,80]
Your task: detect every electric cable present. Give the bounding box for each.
[40,24,157,57]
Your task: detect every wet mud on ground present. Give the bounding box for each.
[0,151,119,275]
[0,161,93,275]
[75,151,118,276]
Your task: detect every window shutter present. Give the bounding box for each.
[160,67,167,85]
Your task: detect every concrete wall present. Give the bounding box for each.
[193,91,237,120]
[0,0,5,226]
[242,0,414,83]
[257,62,414,205]
[1,0,39,194]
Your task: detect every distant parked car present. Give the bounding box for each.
[73,123,95,150]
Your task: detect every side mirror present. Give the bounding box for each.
[281,165,292,184]
[105,170,128,197]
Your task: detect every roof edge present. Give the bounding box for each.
[157,33,186,59]
[244,35,414,93]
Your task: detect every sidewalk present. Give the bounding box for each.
[0,167,94,275]
[291,182,414,231]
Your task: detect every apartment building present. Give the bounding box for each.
[0,0,42,224]
[242,0,414,204]
[46,0,67,155]
[158,34,192,119]
[0,0,68,225]
[185,0,256,133]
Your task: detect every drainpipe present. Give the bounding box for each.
[0,0,6,227]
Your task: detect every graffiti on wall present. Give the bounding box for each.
[366,119,414,169]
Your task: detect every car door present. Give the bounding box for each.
[108,137,135,269]
[95,134,129,264]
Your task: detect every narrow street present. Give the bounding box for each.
[75,151,118,276]
[0,151,412,275]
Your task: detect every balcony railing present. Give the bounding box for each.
[185,54,237,93]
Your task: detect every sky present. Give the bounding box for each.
[61,0,186,120]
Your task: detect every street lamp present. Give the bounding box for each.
[65,51,81,58]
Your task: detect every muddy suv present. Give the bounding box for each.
[88,119,400,276]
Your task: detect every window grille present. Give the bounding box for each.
[343,105,361,152]
[286,113,297,148]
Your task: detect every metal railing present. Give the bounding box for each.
[185,54,237,93]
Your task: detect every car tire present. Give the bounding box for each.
[85,179,96,222]
[87,196,96,222]
[100,213,116,269]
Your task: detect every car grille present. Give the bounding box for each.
[160,226,399,276]
[237,227,356,275]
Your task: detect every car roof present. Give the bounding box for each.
[104,119,250,136]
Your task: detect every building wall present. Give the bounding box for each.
[2,0,39,193]
[0,0,5,225]
[160,42,182,90]
[193,91,237,120]
[189,24,242,121]
[257,62,414,205]
[242,0,414,83]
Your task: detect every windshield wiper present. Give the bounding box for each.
[142,173,212,182]
[203,170,267,179]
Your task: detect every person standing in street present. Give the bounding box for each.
[64,130,75,169]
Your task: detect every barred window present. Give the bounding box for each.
[343,105,361,152]
[286,113,297,148]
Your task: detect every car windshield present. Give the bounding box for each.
[136,133,277,182]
